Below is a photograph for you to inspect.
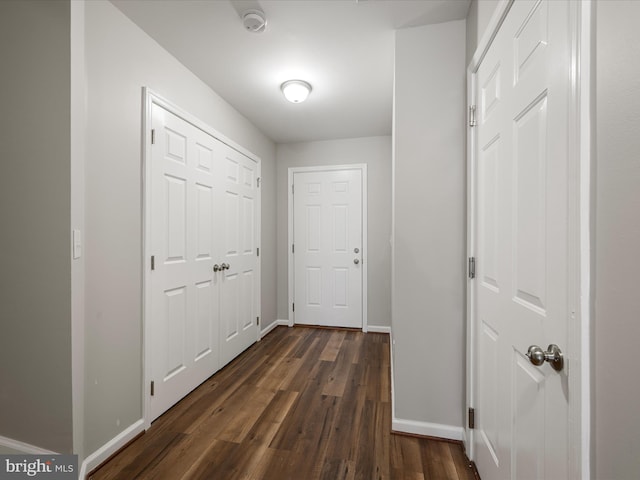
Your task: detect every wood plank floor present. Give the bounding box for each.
[90,326,478,480]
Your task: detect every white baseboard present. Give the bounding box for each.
[0,435,57,455]
[367,325,391,334]
[260,319,289,338]
[392,418,464,442]
[79,419,144,479]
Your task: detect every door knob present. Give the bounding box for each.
[526,344,564,372]
[221,263,230,270]
[353,258,360,265]
[213,264,221,272]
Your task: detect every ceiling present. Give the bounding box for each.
[111,0,471,144]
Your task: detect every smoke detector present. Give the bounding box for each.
[242,9,267,33]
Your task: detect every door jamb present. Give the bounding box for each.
[287,164,368,331]
[142,88,262,430]
[464,2,593,478]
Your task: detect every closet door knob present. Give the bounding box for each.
[213,264,221,272]
[221,263,230,270]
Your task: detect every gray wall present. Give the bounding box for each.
[84,0,277,456]
[276,136,392,328]
[595,1,640,478]
[392,20,466,428]
[0,0,73,453]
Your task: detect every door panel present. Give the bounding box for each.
[219,143,259,366]
[150,104,219,421]
[473,1,571,478]
[293,169,363,328]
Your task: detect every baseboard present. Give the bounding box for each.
[260,319,289,338]
[367,325,391,334]
[79,419,145,479]
[0,435,57,455]
[391,418,464,442]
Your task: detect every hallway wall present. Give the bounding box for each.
[83,0,277,457]
[392,20,467,434]
[276,136,392,329]
[0,0,73,454]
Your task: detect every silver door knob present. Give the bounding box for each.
[213,264,221,272]
[354,248,360,254]
[526,344,564,372]
[353,258,360,265]
[221,263,230,270]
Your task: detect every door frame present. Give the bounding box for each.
[142,88,262,429]
[465,1,593,478]
[288,164,368,331]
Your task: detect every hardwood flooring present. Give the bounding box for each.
[90,326,477,480]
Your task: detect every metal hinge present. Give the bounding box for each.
[292,244,295,254]
[150,381,155,396]
[151,129,156,144]
[151,256,155,271]
[468,407,475,429]
[257,247,260,257]
[256,316,260,326]
[468,257,476,279]
[468,105,477,127]
[292,303,295,312]
[257,177,261,188]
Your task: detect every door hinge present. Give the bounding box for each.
[468,257,476,279]
[292,303,295,312]
[151,129,156,144]
[468,407,475,429]
[468,105,477,127]
[150,381,155,396]
[292,244,295,254]
[256,316,260,326]
[257,247,260,257]
[151,255,155,271]
[257,177,261,188]
[291,184,294,194]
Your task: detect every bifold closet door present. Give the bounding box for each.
[149,103,220,421]
[218,142,259,367]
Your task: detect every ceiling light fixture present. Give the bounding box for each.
[281,80,312,103]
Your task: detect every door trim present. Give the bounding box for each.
[464,1,593,478]
[287,164,368,331]
[142,87,261,430]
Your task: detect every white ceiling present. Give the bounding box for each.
[111,0,470,144]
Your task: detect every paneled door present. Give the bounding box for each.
[218,142,260,366]
[292,168,363,328]
[473,1,572,478]
[149,103,220,421]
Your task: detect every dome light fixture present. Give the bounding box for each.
[281,80,312,103]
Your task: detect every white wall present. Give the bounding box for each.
[392,20,466,433]
[0,0,73,454]
[595,1,640,478]
[465,0,500,64]
[276,136,392,328]
[83,0,276,457]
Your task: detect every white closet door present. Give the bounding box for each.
[149,104,220,421]
[218,142,259,367]
[473,1,571,478]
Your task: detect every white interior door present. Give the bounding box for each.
[473,1,571,478]
[293,168,363,328]
[149,103,220,421]
[218,142,259,366]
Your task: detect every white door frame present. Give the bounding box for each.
[465,1,593,478]
[142,88,261,429]
[288,164,368,331]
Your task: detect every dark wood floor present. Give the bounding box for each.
[90,326,477,480]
